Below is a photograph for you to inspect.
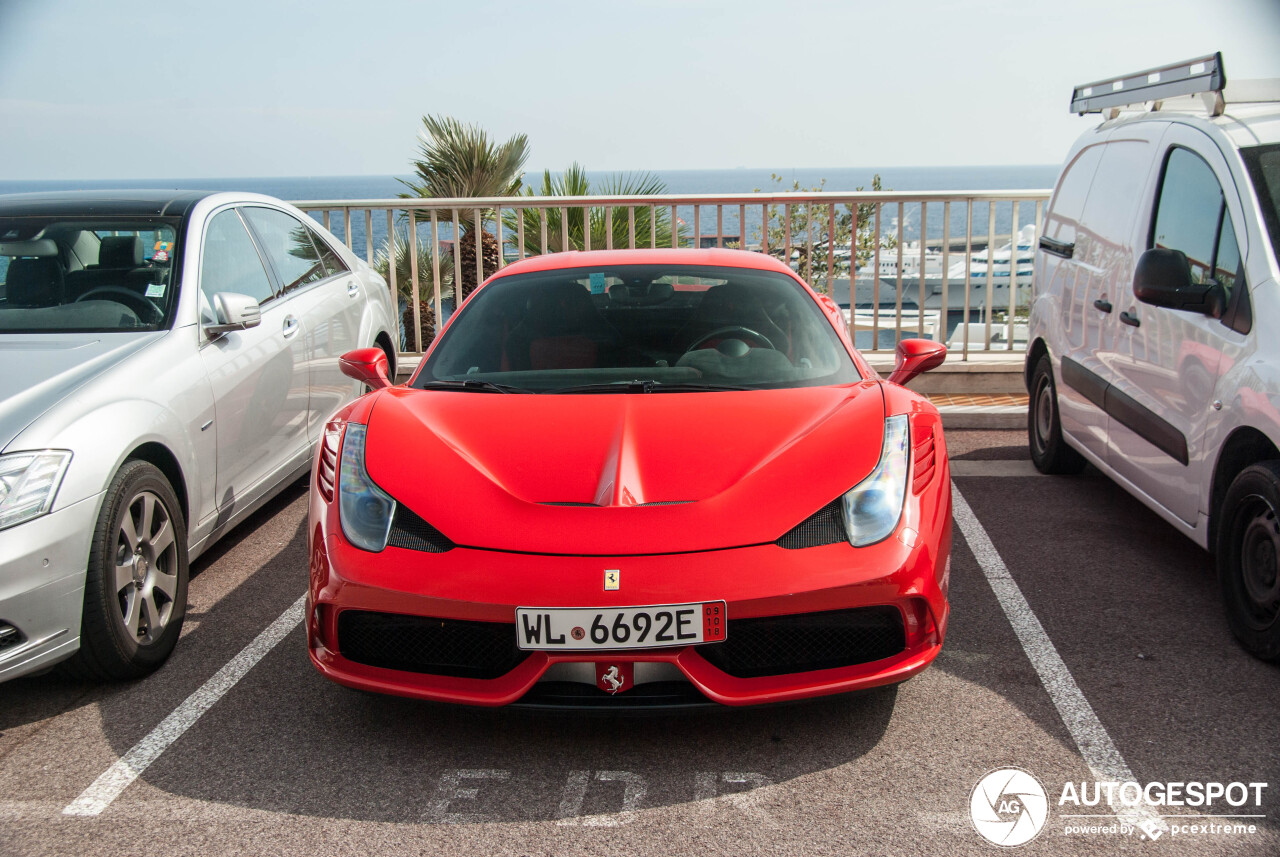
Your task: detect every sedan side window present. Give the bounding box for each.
[200,209,276,318]
[308,225,349,278]
[241,207,327,296]
[1151,147,1243,298]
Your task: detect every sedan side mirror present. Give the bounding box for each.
[339,347,392,390]
[204,292,262,337]
[888,338,947,386]
[1133,248,1225,318]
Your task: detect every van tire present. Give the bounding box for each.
[1028,354,1086,475]
[1216,462,1280,661]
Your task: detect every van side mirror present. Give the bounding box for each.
[339,347,392,390]
[888,338,947,386]
[1133,248,1225,318]
[204,292,262,337]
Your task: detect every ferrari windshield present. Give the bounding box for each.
[0,217,180,332]
[417,263,861,392]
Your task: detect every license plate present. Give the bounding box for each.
[515,602,727,651]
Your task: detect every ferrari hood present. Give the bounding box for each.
[362,383,887,555]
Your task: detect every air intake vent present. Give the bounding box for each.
[697,606,905,678]
[338,611,526,679]
[776,498,845,549]
[387,505,454,553]
[0,622,24,651]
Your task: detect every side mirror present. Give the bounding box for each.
[1133,248,1225,318]
[204,292,262,337]
[888,338,946,386]
[339,347,392,390]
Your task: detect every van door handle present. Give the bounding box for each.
[1093,299,1113,313]
[346,280,360,298]
[282,314,300,337]
[1119,310,1141,328]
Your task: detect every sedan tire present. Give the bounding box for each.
[62,460,189,680]
[1217,462,1280,662]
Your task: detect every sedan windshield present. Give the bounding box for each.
[417,263,860,392]
[0,217,180,332]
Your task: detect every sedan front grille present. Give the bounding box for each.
[337,610,527,679]
[697,606,904,678]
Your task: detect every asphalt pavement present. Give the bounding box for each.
[2,429,1277,856]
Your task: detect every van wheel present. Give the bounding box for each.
[1216,462,1280,661]
[61,461,189,680]
[1028,354,1086,475]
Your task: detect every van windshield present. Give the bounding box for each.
[1242,144,1280,261]
[0,217,180,333]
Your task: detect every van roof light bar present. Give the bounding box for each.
[1071,52,1225,115]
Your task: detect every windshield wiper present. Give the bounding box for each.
[418,379,529,394]
[545,380,753,394]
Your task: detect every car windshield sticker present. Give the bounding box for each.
[145,283,166,298]
[589,272,606,294]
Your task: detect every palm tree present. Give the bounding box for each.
[503,163,679,254]
[375,230,454,351]
[399,115,529,302]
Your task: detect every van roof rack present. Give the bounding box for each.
[1071,52,1225,116]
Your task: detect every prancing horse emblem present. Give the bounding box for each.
[604,569,620,590]
[602,666,623,694]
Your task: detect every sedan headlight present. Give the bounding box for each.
[337,424,396,552]
[0,450,73,531]
[841,415,909,546]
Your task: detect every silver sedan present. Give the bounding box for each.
[0,190,398,682]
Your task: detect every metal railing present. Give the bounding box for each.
[291,190,1051,363]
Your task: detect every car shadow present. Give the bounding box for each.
[131,641,901,822]
[0,476,311,735]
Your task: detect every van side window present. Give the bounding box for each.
[1151,147,1242,298]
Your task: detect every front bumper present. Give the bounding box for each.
[307,509,951,707]
[0,493,100,683]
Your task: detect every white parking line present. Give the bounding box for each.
[62,596,306,818]
[951,485,1163,831]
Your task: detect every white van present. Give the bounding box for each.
[1026,53,1280,660]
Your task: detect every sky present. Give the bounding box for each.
[1,0,1278,180]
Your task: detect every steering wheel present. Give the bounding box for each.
[75,287,164,324]
[686,325,775,354]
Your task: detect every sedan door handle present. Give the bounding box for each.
[1093,299,1113,313]
[282,314,300,337]
[346,280,360,298]
[1119,310,1141,328]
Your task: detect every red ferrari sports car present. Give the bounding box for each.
[306,248,951,708]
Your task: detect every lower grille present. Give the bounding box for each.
[697,606,905,678]
[337,611,527,679]
[514,680,715,710]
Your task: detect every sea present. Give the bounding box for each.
[0,165,1058,262]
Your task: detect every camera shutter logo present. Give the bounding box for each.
[969,767,1049,847]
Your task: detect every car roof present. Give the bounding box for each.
[494,248,799,278]
[1098,100,1280,149]
[0,189,215,218]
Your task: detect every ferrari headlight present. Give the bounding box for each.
[841,415,909,547]
[0,450,72,532]
[338,424,396,552]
